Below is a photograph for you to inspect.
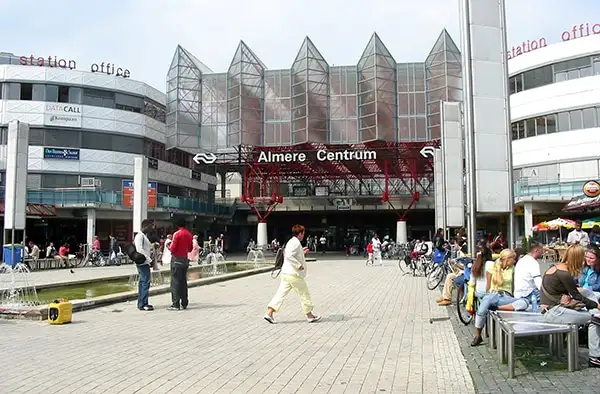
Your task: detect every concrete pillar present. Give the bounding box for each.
[86,208,96,248]
[257,221,268,247]
[4,121,29,247]
[133,157,149,234]
[524,202,533,239]
[396,220,407,244]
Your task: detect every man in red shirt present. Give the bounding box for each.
[167,218,193,310]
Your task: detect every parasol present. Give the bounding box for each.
[582,217,600,230]
[532,222,550,232]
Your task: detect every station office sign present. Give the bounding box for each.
[44,103,82,128]
[257,149,377,163]
[43,147,80,160]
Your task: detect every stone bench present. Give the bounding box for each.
[489,311,579,378]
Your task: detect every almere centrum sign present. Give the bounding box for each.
[257,149,377,163]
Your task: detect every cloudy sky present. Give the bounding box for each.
[2,0,598,90]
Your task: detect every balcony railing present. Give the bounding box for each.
[514,180,584,199]
[0,188,231,215]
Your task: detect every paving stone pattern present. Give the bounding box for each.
[0,260,473,394]
[447,295,598,394]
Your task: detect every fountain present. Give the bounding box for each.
[246,248,267,269]
[127,269,166,289]
[0,262,40,310]
[201,252,228,276]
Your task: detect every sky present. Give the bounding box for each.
[1,0,598,91]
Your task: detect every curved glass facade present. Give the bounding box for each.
[166,30,462,150]
[511,105,600,140]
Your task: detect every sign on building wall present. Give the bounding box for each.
[43,147,80,160]
[44,103,82,128]
[122,180,157,208]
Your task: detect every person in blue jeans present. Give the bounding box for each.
[471,249,529,346]
[134,219,155,311]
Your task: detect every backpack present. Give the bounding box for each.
[123,242,147,265]
[271,242,287,279]
[366,243,373,254]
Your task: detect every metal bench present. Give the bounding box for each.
[490,311,579,378]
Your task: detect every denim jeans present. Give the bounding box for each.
[475,292,529,329]
[137,264,151,309]
[543,306,600,358]
[580,288,600,302]
[523,288,541,313]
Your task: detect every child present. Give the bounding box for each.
[366,242,373,265]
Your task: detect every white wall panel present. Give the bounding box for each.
[434,149,445,231]
[509,34,600,76]
[513,127,600,168]
[510,75,600,121]
[441,102,464,227]
[0,65,165,105]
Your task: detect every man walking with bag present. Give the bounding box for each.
[264,224,321,324]
[167,218,193,311]
[134,219,155,311]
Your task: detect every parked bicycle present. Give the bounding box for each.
[454,257,479,325]
[426,249,452,290]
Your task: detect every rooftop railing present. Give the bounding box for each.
[514,180,585,199]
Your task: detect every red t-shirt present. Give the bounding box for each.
[58,246,69,256]
[169,228,193,258]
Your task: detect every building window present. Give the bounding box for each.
[522,66,553,90]
[46,85,59,102]
[557,112,570,132]
[583,107,597,129]
[82,88,115,108]
[32,84,46,101]
[5,83,20,100]
[546,113,557,134]
[20,83,33,100]
[525,118,536,138]
[69,87,82,104]
[58,86,69,103]
[594,57,600,75]
[569,110,583,130]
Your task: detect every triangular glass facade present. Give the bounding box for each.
[425,29,462,139]
[227,41,265,147]
[166,29,462,149]
[291,37,329,144]
[357,33,397,141]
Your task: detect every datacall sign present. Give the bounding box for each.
[583,180,600,198]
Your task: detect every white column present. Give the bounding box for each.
[86,208,96,248]
[396,220,407,244]
[257,221,268,247]
[4,121,29,234]
[133,157,149,234]
[524,202,533,238]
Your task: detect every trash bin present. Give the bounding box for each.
[3,244,23,267]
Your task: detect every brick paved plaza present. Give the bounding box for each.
[0,259,473,394]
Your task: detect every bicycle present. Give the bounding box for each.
[454,257,479,325]
[426,250,451,290]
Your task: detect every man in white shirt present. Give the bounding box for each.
[513,241,543,312]
[567,221,590,247]
[264,224,321,324]
[134,219,155,311]
[371,233,383,266]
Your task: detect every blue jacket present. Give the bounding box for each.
[590,232,600,247]
[578,266,600,292]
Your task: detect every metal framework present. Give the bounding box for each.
[232,141,439,220]
[0,202,57,217]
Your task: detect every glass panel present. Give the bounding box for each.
[32,84,46,101]
[580,66,592,78]
[6,83,20,100]
[511,122,519,140]
[29,128,45,145]
[554,72,566,82]
[557,112,570,131]
[45,128,81,147]
[535,117,546,136]
[569,110,583,130]
[69,87,82,104]
[514,74,523,93]
[525,118,536,138]
[46,85,59,102]
[522,66,553,90]
[594,57,600,75]
[566,69,579,80]
[517,121,525,139]
[583,107,596,129]
[546,114,557,134]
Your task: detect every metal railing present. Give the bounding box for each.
[0,187,231,215]
[514,180,585,199]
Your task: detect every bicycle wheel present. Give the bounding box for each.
[426,265,445,290]
[456,286,474,325]
[398,255,411,274]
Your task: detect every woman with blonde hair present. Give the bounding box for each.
[471,248,529,346]
[540,244,600,368]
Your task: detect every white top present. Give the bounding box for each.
[162,238,172,265]
[281,236,307,278]
[134,232,152,265]
[513,254,542,298]
[567,229,590,247]
[472,261,495,295]
[371,238,382,252]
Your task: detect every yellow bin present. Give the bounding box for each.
[48,299,73,325]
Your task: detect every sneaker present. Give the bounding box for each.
[308,315,322,323]
[438,299,452,306]
[167,306,180,311]
[589,357,600,368]
[264,315,276,324]
[139,305,154,311]
[435,297,444,303]
[470,336,483,347]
